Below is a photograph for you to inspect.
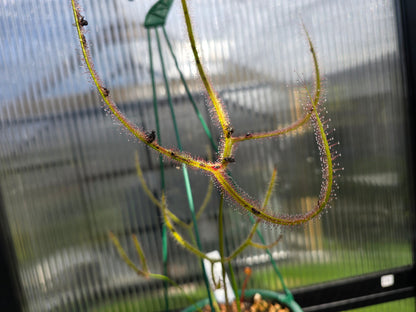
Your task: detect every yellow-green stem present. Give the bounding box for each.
[180,0,230,137]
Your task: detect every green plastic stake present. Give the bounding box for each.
[144,0,175,29]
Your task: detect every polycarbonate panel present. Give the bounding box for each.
[0,0,413,311]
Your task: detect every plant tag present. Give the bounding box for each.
[203,250,236,303]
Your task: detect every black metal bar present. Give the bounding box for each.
[396,0,416,271]
[0,186,24,311]
[291,265,415,312]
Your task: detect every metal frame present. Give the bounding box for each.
[0,188,24,311]
[397,0,416,269]
[292,266,415,312]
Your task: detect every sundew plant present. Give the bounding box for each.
[70,0,340,310]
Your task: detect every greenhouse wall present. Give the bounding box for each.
[0,0,415,311]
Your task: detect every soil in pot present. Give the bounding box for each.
[201,293,290,312]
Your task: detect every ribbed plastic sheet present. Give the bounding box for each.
[0,0,413,311]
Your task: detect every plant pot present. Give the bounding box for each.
[181,289,303,312]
